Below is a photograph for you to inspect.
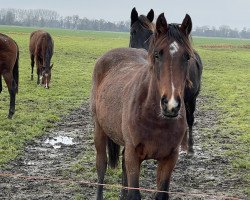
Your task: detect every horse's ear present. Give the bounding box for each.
[181,14,192,36]
[147,9,154,22]
[156,13,168,35]
[131,7,138,26]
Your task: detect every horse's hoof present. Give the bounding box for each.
[187,149,194,158]
[8,109,15,119]
[8,113,14,119]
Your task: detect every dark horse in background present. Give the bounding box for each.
[92,13,195,200]
[130,8,203,156]
[0,33,19,119]
[129,7,154,50]
[29,30,54,89]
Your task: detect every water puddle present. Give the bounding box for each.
[44,136,74,149]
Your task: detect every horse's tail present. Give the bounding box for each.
[45,34,53,67]
[13,43,19,93]
[107,137,120,169]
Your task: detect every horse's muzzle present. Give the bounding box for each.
[161,96,181,118]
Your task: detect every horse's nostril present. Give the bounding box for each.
[161,96,168,105]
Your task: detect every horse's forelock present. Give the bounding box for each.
[148,24,194,61]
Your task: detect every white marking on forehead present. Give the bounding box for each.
[168,82,178,110]
[169,41,179,56]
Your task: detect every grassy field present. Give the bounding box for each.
[0,26,249,195]
[0,25,128,165]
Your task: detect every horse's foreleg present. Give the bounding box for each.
[125,145,142,200]
[94,122,107,200]
[120,148,128,200]
[155,149,179,200]
[180,129,188,152]
[3,72,16,119]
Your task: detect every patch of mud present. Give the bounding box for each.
[0,105,95,200]
[0,98,248,200]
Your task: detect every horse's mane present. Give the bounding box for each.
[133,15,155,32]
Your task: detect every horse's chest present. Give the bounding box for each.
[131,123,185,160]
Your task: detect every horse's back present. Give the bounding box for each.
[93,48,147,86]
[29,30,53,55]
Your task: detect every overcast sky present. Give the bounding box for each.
[1,0,250,29]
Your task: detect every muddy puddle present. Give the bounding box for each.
[0,98,248,200]
[45,134,75,149]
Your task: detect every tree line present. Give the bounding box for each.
[0,8,129,32]
[1,8,250,39]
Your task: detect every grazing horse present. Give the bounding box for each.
[129,11,203,156]
[91,13,194,200]
[129,7,154,50]
[29,30,54,89]
[0,33,19,119]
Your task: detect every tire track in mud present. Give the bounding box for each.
[0,97,247,200]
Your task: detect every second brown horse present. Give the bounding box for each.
[91,13,194,200]
[29,30,54,89]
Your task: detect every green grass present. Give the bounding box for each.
[0,26,249,196]
[0,25,128,165]
[196,44,250,194]
[197,47,250,168]
[193,36,250,47]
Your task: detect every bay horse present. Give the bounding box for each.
[129,7,154,50]
[129,11,203,156]
[0,33,19,119]
[91,13,194,200]
[29,30,54,89]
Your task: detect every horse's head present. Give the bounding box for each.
[149,13,193,118]
[129,7,154,50]
[41,64,53,89]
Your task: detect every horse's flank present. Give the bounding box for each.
[0,33,19,118]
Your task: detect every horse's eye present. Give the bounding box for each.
[154,51,159,59]
[154,50,163,60]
